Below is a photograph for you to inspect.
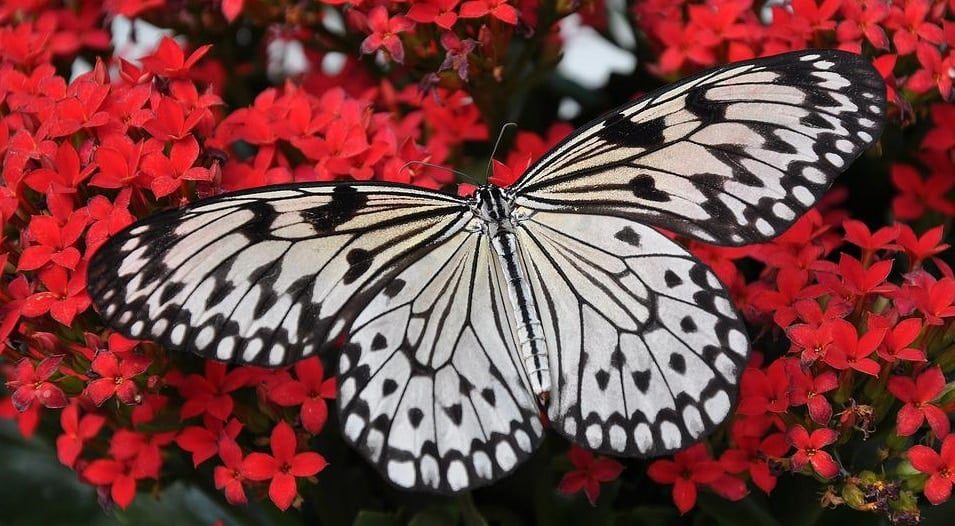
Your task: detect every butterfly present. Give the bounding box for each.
[87,49,885,494]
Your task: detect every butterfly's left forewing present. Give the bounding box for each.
[511,49,885,246]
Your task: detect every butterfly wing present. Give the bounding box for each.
[516,210,748,456]
[339,227,543,493]
[511,49,885,245]
[87,183,472,367]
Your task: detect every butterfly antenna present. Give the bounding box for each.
[484,122,518,183]
[398,160,483,186]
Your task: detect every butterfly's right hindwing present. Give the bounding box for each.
[88,183,471,367]
[339,227,543,493]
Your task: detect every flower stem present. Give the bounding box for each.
[456,492,488,526]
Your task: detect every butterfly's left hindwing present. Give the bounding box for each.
[516,210,749,456]
[511,49,885,246]
[88,183,471,367]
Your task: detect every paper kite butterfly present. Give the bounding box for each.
[88,49,886,494]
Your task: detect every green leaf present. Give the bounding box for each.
[353,511,401,526]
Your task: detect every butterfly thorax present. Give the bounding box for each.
[473,186,551,403]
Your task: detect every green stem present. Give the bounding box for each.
[456,492,488,526]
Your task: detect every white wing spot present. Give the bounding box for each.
[836,139,854,153]
[634,423,653,453]
[800,53,821,61]
[859,118,876,128]
[170,324,186,345]
[130,320,144,336]
[447,460,469,491]
[420,455,440,487]
[473,451,493,479]
[514,430,532,452]
[682,406,705,438]
[704,391,731,422]
[344,414,363,440]
[801,166,827,184]
[586,424,603,449]
[728,328,747,354]
[119,311,132,324]
[793,186,814,205]
[714,354,738,382]
[495,442,517,471]
[195,325,214,349]
[268,344,285,365]
[772,202,794,220]
[242,338,263,362]
[609,424,626,451]
[814,60,834,70]
[660,421,682,449]
[858,131,872,142]
[869,104,880,113]
[387,461,416,488]
[825,153,844,167]
[216,336,235,360]
[755,218,774,236]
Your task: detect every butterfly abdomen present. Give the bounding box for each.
[475,186,551,399]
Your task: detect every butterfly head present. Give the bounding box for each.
[472,185,514,224]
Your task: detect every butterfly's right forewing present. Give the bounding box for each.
[88,183,471,367]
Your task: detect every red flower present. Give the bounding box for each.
[178,362,258,421]
[913,277,955,325]
[887,0,944,55]
[22,267,90,326]
[6,355,67,411]
[837,0,889,49]
[140,37,211,78]
[823,319,884,376]
[897,225,949,267]
[360,7,415,63]
[459,0,519,25]
[737,360,792,416]
[407,0,460,30]
[143,97,205,142]
[909,436,955,504]
[907,43,954,100]
[789,365,839,425]
[788,322,834,365]
[241,421,327,511]
[57,403,105,467]
[82,457,142,509]
[873,316,925,363]
[653,21,718,74]
[268,357,336,435]
[842,219,898,253]
[85,351,151,406]
[214,437,248,505]
[922,104,955,151]
[176,417,243,467]
[891,164,955,219]
[647,443,723,514]
[140,137,212,198]
[786,425,840,479]
[752,268,810,328]
[17,213,87,274]
[889,366,949,438]
[557,446,624,505]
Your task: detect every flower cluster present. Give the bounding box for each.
[0,0,953,523]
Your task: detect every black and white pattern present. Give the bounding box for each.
[88,49,885,493]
